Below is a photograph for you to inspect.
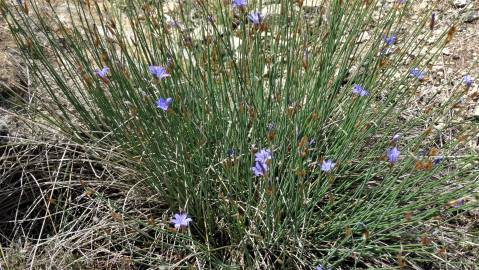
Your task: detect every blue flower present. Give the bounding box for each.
[392,134,400,141]
[255,149,272,163]
[251,148,272,176]
[321,160,336,172]
[251,161,268,176]
[463,75,473,88]
[149,65,171,79]
[433,156,443,165]
[352,84,369,97]
[247,12,262,26]
[169,20,180,28]
[95,67,109,78]
[232,0,247,8]
[410,68,425,80]
[384,35,397,46]
[156,97,173,111]
[171,212,192,229]
[387,147,400,164]
[453,199,465,208]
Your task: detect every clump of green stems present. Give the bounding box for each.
[2,0,478,268]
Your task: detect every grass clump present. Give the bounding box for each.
[2,0,478,268]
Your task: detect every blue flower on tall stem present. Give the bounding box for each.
[352,84,369,97]
[251,148,271,176]
[384,35,397,46]
[149,65,171,80]
[251,161,268,176]
[95,67,109,78]
[247,12,262,26]
[321,160,336,172]
[387,147,400,164]
[170,212,192,229]
[255,149,272,163]
[463,75,473,88]
[410,68,425,80]
[433,156,443,165]
[232,0,247,8]
[453,199,465,208]
[156,97,173,111]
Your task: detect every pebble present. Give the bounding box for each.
[357,31,370,43]
[453,0,470,8]
[461,9,479,23]
[473,105,479,118]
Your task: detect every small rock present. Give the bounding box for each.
[461,9,479,23]
[473,105,479,118]
[453,0,470,8]
[162,0,178,13]
[432,65,444,72]
[357,31,370,43]
[442,48,451,55]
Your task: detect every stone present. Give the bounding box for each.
[453,0,470,8]
[473,105,479,118]
[357,31,370,43]
[461,9,479,23]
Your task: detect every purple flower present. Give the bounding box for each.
[95,67,109,78]
[207,15,214,23]
[251,148,271,176]
[410,68,425,80]
[171,212,192,229]
[251,161,268,176]
[149,65,171,79]
[384,35,397,46]
[463,75,473,88]
[169,20,180,28]
[255,149,272,163]
[392,134,401,141]
[352,84,369,97]
[453,199,465,208]
[232,0,247,8]
[433,156,443,165]
[316,267,324,270]
[321,160,336,172]
[247,12,262,26]
[387,147,400,164]
[156,97,173,111]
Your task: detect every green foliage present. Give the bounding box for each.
[3,0,478,268]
